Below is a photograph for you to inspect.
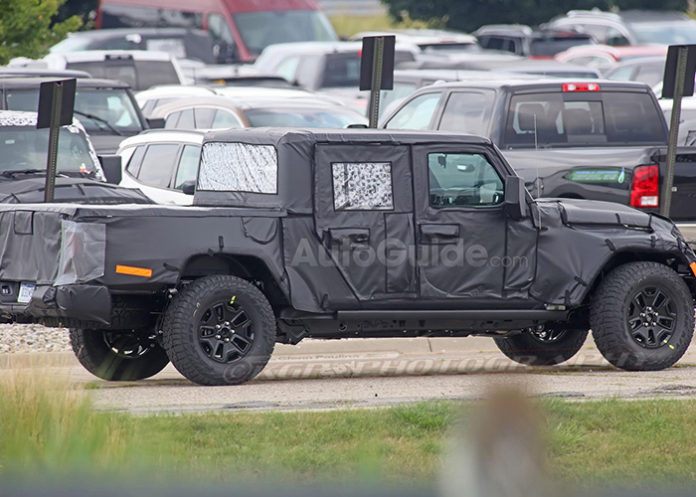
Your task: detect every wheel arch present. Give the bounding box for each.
[178,253,290,312]
[582,250,696,306]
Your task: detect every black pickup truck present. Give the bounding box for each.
[382,80,696,245]
[1,129,695,385]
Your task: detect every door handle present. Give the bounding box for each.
[419,224,460,241]
[328,228,370,246]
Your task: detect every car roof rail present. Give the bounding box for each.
[566,9,622,21]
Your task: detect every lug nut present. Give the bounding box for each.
[224,338,230,342]
[215,335,221,339]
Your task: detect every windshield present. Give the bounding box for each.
[67,60,180,91]
[529,37,594,57]
[244,108,366,128]
[503,91,667,149]
[0,126,99,175]
[320,53,362,88]
[6,88,143,134]
[630,21,696,44]
[233,10,336,56]
[50,36,92,53]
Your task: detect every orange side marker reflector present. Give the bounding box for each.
[690,262,696,277]
[115,265,152,278]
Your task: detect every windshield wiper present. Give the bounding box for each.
[1,169,47,178]
[73,110,124,136]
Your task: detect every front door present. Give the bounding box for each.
[314,143,416,303]
[412,144,538,306]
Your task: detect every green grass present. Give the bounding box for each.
[4,371,696,485]
[329,13,445,39]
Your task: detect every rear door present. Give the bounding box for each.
[313,143,416,303]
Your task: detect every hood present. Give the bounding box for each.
[502,146,660,182]
[87,134,129,155]
[539,197,652,228]
[0,177,152,205]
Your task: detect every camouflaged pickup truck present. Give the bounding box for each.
[0,128,695,385]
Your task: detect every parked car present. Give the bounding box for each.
[50,28,218,64]
[0,68,91,78]
[0,77,148,154]
[15,50,185,91]
[253,41,419,108]
[117,130,204,205]
[451,59,602,78]
[96,0,338,62]
[474,24,596,58]
[134,85,219,118]
[604,56,666,87]
[380,69,538,118]
[148,95,368,130]
[1,128,695,385]
[351,29,479,54]
[554,44,667,72]
[0,110,150,204]
[381,79,696,245]
[545,9,696,46]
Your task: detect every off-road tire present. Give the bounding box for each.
[590,262,694,371]
[70,328,169,381]
[494,328,588,366]
[162,275,276,386]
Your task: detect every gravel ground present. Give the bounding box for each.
[0,323,70,354]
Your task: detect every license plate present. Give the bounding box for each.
[17,282,35,304]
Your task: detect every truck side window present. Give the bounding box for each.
[438,91,495,135]
[198,142,278,194]
[331,162,394,211]
[428,153,504,208]
[385,92,441,130]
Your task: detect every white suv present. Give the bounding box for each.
[117,129,203,205]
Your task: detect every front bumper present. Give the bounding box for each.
[0,284,111,325]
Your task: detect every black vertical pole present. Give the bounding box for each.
[661,46,688,217]
[44,82,64,203]
[367,37,385,129]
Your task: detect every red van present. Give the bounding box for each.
[96,0,337,62]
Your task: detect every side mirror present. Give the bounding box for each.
[503,175,528,220]
[98,155,122,184]
[147,117,165,129]
[180,180,196,195]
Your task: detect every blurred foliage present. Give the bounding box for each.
[0,0,82,64]
[380,0,690,32]
[54,0,99,29]
[331,12,445,39]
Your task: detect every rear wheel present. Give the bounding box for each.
[494,327,588,366]
[590,262,694,371]
[69,328,169,381]
[162,275,276,386]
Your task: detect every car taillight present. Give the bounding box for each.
[630,164,659,208]
[562,83,600,92]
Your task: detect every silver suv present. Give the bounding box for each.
[545,9,696,46]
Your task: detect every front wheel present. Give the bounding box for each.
[494,328,588,366]
[162,275,276,386]
[70,328,169,381]
[590,262,694,371]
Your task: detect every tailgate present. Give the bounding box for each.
[0,208,105,286]
[654,147,696,221]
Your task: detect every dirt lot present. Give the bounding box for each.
[5,336,696,413]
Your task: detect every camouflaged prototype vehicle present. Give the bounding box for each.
[0,128,694,385]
